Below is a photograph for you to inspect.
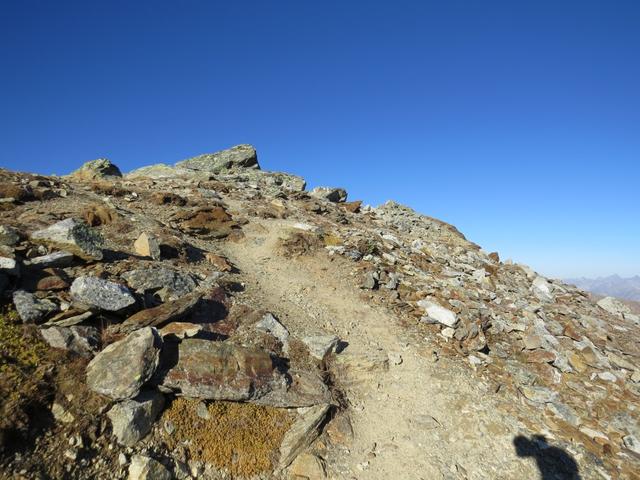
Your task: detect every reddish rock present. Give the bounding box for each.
[563,323,582,341]
[120,291,202,332]
[160,340,284,401]
[526,350,557,364]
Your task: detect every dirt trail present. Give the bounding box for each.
[223,218,543,480]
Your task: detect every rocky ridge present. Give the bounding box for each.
[0,145,639,479]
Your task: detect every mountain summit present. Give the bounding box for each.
[1,145,639,479]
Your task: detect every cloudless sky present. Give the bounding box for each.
[1,0,639,278]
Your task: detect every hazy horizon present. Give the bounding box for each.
[1,1,638,279]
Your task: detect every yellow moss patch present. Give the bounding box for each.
[162,398,294,478]
[0,308,52,435]
[322,233,343,247]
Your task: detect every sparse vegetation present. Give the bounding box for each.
[162,398,294,477]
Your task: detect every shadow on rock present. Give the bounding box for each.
[514,434,582,480]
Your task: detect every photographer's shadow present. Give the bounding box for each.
[514,434,582,480]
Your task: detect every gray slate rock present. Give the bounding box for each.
[107,390,165,446]
[302,334,340,360]
[13,290,57,323]
[0,225,20,246]
[122,266,197,299]
[30,219,103,260]
[176,144,259,173]
[71,276,136,311]
[309,187,348,203]
[25,251,75,269]
[86,327,162,400]
[40,325,99,356]
[128,455,172,480]
[256,313,290,345]
[279,403,330,468]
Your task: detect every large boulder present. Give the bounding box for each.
[71,276,136,311]
[69,158,122,181]
[107,390,165,446]
[176,144,259,173]
[30,218,103,260]
[86,327,162,400]
[160,340,284,401]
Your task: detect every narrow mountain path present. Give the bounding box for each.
[223,217,549,480]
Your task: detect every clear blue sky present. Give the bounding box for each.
[1,1,639,278]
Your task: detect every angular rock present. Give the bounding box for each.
[0,225,20,246]
[279,403,330,468]
[302,334,340,361]
[30,218,103,260]
[69,158,122,181]
[40,325,99,356]
[159,322,203,340]
[172,206,237,238]
[256,313,290,345]
[134,232,161,260]
[176,144,259,173]
[125,164,200,180]
[86,327,162,400]
[519,386,559,404]
[362,271,378,290]
[71,276,136,311]
[13,290,57,323]
[204,252,233,272]
[25,251,75,269]
[122,266,197,299]
[0,256,19,276]
[623,435,640,454]
[160,340,284,401]
[256,369,332,408]
[417,300,458,327]
[597,296,630,317]
[107,390,165,446]
[309,187,348,203]
[120,291,202,331]
[288,453,327,479]
[128,455,171,480]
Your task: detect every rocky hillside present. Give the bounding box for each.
[0,144,639,480]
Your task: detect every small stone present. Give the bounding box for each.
[159,322,203,340]
[0,225,20,246]
[597,371,617,382]
[25,251,75,269]
[128,455,171,480]
[51,402,75,424]
[107,391,165,446]
[40,325,99,356]
[70,276,135,311]
[417,300,458,327]
[13,290,57,323]
[522,334,543,350]
[568,352,587,373]
[30,218,103,260]
[519,386,558,404]
[0,256,19,276]
[362,272,378,290]
[134,232,161,260]
[86,327,162,400]
[118,453,129,466]
[525,350,557,364]
[256,313,290,345]
[623,435,640,454]
[288,452,327,479]
[302,334,340,360]
[204,253,233,271]
[196,402,210,420]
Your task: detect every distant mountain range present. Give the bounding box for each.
[565,275,640,302]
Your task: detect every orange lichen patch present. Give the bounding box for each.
[161,398,294,477]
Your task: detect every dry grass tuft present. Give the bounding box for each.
[162,398,294,477]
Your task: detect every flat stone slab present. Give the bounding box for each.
[161,339,284,401]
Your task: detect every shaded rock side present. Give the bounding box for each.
[86,327,162,400]
[69,158,122,181]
